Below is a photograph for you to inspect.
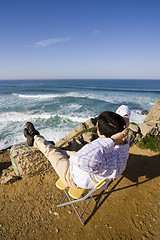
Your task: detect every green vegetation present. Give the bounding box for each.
[80,127,97,134]
[74,127,97,140]
[137,134,160,152]
[129,122,138,125]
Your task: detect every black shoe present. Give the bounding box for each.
[24,128,34,146]
[26,122,40,136]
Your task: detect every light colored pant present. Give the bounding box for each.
[34,135,78,188]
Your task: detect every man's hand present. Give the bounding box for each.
[111,128,128,145]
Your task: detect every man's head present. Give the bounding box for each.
[97,111,126,138]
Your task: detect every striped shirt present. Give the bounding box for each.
[70,105,130,189]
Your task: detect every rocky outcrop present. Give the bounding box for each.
[144,99,160,122]
[129,121,160,146]
[129,124,142,146]
[129,99,160,146]
[10,142,53,177]
[55,118,97,149]
[0,166,21,184]
[0,142,53,184]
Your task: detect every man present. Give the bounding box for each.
[24,105,130,189]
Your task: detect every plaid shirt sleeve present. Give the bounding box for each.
[70,138,115,173]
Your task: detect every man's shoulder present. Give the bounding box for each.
[87,137,113,147]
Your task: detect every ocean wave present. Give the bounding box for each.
[11,92,157,109]
[130,110,146,124]
[0,111,90,124]
[12,93,62,99]
[12,92,98,100]
[0,107,150,150]
[0,112,51,122]
[0,125,71,150]
[58,114,91,123]
[10,92,121,107]
[0,107,146,128]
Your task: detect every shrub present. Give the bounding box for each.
[137,134,160,152]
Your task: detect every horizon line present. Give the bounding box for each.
[0,78,160,81]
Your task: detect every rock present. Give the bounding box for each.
[129,123,142,146]
[139,122,157,138]
[129,131,136,146]
[82,132,97,143]
[141,110,149,115]
[55,227,59,233]
[10,142,53,177]
[55,129,77,148]
[128,101,160,145]
[68,138,84,151]
[136,133,142,141]
[129,124,140,133]
[150,122,160,136]
[85,118,97,128]
[0,166,21,184]
[144,99,160,122]
[74,123,86,133]
[55,118,97,148]
[55,138,66,148]
[129,130,142,146]
[53,212,59,216]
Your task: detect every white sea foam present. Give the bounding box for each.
[0,111,90,125]
[40,127,71,143]
[0,112,50,122]
[11,92,155,111]
[12,93,62,99]
[12,91,122,103]
[130,110,146,124]
[58,114,91,123]
[12,92,93,100]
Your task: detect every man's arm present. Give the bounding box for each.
[111,128,129,145]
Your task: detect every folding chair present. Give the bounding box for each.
[56,178,106,225]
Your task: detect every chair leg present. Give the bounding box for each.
[56,189,98,225]
[56,189,84,225]
[64,189,85,225]
[80,196,92,219]
[56,195,67,206]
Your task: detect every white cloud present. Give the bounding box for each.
[36,37,72,47]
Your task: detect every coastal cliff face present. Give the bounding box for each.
[0,99,160,184]
[144,99,160,122]
[129,99,160,146]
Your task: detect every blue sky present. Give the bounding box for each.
[0,0,160,80]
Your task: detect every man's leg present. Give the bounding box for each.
[34,135,77,188]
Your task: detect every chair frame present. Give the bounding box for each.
[56,179,106,225]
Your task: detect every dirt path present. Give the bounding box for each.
[0,146,160,240]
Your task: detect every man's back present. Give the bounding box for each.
[70,136,129,189]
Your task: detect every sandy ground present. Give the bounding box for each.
[0,145,160,240]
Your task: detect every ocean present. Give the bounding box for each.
[0,79,160,150]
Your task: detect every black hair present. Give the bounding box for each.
[97,111,126,137]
